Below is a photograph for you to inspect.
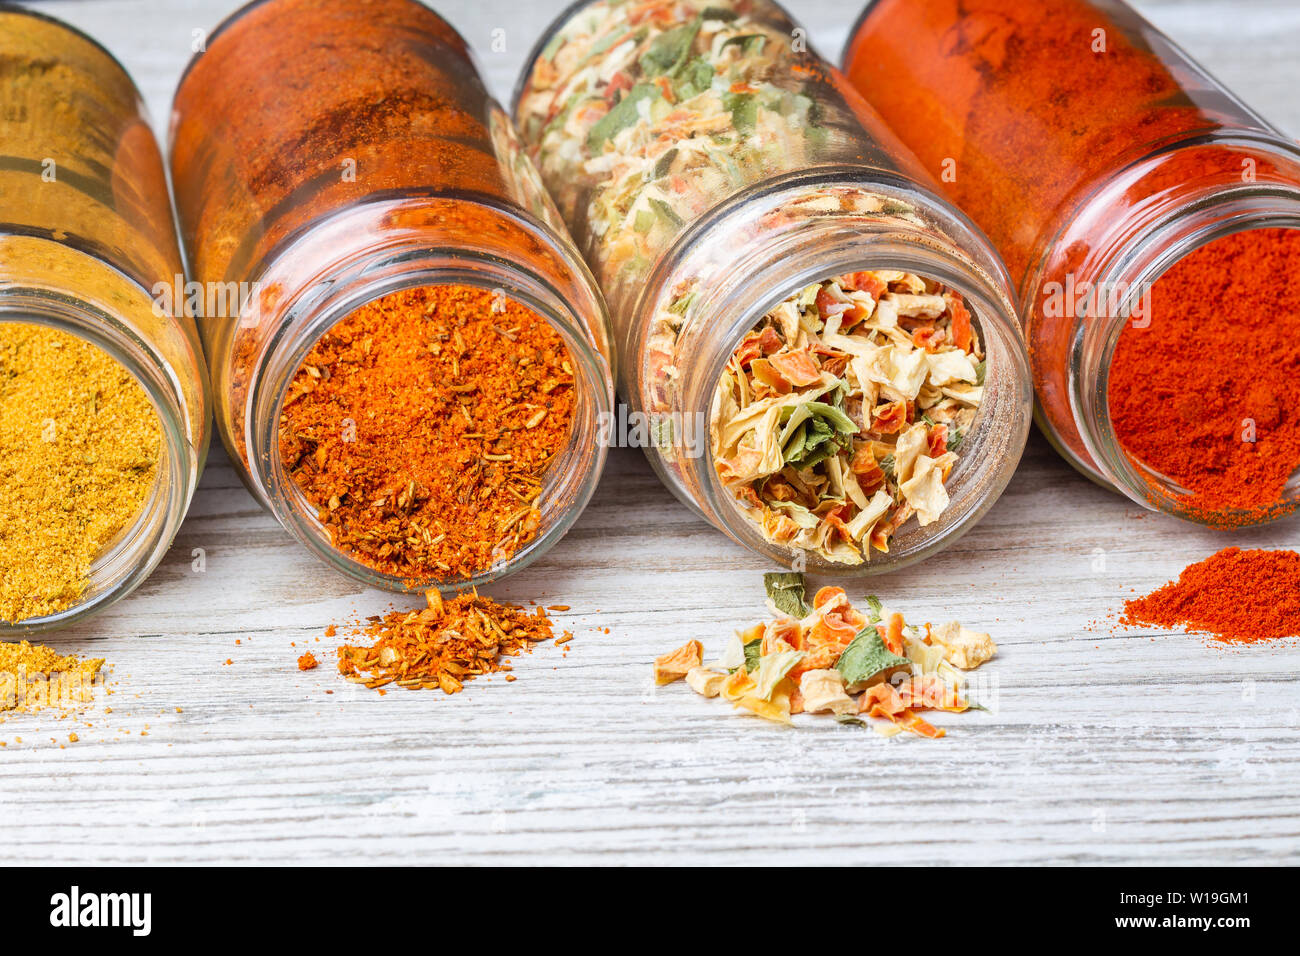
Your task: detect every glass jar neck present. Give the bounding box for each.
[635,169,1031,571]
[239,195,614,592]
[0,248,200,631]
[1061,149,1300,521]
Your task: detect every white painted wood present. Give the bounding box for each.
[2,0,1298,865]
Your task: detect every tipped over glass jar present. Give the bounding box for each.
[844,0,1300,528]
[170,0,615,592]
[0,8,209,630]
[514,0,1032,573]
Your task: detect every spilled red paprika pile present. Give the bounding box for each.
[1109,229,1300,520]
[1122,548,1300,644]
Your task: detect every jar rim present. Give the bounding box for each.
[240,200,615,593]
[635,170,1032,574]
[1069,183,1300,524]
[0,297,197,632]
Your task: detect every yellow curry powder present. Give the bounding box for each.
[0,639,105,712]
[0,323,161,621]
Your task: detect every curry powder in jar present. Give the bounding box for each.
[0,8,209,629]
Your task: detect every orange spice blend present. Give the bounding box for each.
[336,588,562,694]
[169,0,613,574]
[280,284,575,580]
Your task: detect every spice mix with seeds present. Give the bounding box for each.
[280,284,575,581]
[336,588,562,694]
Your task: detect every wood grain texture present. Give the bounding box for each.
[2,0,1298,866]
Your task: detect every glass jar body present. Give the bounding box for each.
[844,0,1300,521]
[516,0,1032,572]
[0,9,209,630]
[170,0,614,590]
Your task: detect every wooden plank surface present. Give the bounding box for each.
[2,0,1298,866]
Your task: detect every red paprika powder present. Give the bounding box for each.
[1122,548,1300,644]
[843,0,1300,525]
[1109,229,1300,518]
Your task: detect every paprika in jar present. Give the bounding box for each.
[515,0,1032,573]
[170,0,614,590]
[0,8,209,631]
[844,0,1300,526]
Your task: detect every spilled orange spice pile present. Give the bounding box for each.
[654,574,996,738]
[335,589,568,694]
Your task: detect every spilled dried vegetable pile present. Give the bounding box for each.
[654,573,996,737]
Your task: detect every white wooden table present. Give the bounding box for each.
[3,0,1298,866]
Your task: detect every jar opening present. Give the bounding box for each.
[706,264,993,569]
[252,265,611,593]
[646,179,1031,576]
[670,222,1024,574]
[0,312,188,632]
[1096,224,1300,526]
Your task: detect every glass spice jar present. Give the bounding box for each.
[0,8,209,631]
[843,0,1300,526]
[170,0,614,592]
[515,0,1032,573]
